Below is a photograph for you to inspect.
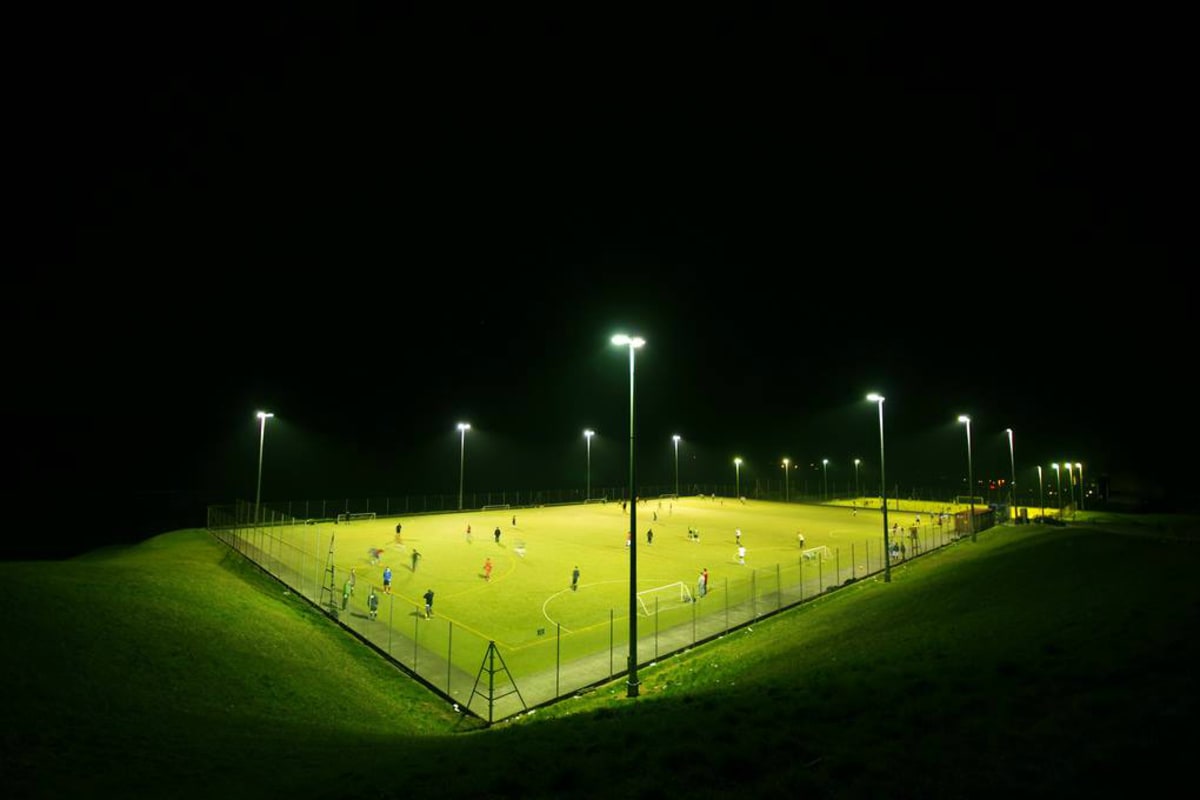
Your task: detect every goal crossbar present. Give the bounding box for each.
[635,581,694,615]
[802,545,832,561]
[336,512,376,522]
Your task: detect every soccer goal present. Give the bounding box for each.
[336,512,376,523]
[636,582,694,615]
[802,545,832,562]
[482,504,511,511]
[583,497,608,504]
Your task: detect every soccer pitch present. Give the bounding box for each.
[306,498,899,659]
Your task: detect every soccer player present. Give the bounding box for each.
[571,565,580,592]
[423,588,435,619]
[483,557,493,582]
[382,566,392,594]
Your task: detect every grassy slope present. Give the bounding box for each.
[3,520,1197,798]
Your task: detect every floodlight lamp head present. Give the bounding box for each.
[957,415,970,424]
[734,457,742,466]
[867,393,884,403]
[256,411,274,420]
[584,429,594,438]
[611,334,645,348]
[673,434,681,443]
[457,422,471,432]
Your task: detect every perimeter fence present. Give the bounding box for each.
[208,496,997,723]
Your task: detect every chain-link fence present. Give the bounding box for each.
[208,497,993,723]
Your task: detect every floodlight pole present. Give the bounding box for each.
[584,429,595,501]
[1076,463,1085,511]
[1052,463,1062,518]
[822,459,829,502]
[854,458,861,503]
[613,334,645,699]
[867,394,890,582]
[457,422,471,510]
[1037,465,1044,519]
[782,458,790,502]
[672,435,681,498]
[958,416,975,542]
[1065,459,1076,517]
[1006,428,1017,519]
[255,411,274,525]
[734,457,742,499]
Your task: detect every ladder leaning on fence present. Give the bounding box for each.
[320,532,338,619]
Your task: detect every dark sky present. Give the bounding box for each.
[5,6,1192,553]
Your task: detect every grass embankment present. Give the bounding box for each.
[3,518,1197,798]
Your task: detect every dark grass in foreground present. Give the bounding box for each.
[2,519,1197,798]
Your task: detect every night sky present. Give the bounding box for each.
[6,6,1192,556]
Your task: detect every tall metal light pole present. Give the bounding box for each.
[782,458,790,502]
[958,415,975,542]
[672,435,681,497]
[457,422,471,510]
[867,394,890,582]
[734,457,742,499]
[1076,462,1085,511]
[1070,460,1080,515]
[612,333,645,699]
[822,459,829,502]
[1052,463,1062,518]
[854,458,861,502]
[255,411,274,525]
[583,429,595,501]
[1037,465,1045,519]
[1005,428,1017,520]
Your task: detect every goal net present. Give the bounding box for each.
[336,512,376,523]
[583,497,608,504]
[636,581,694,615]
[802,545,832,562]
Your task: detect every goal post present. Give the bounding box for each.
[801,545,832,562]
[336,511,376,523]
[635,581,694,615]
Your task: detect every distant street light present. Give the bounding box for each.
[867,393,891,583]
[255,411,274,525]
[734,457,743,499]
[612,333,645,699]
[1006,428,1017,520]
[958,415,975,542]
[673,435,681,498]
[584,429,595,501]
[457,422,471,510]
[782,458,790,502]
[822,458,829,502]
